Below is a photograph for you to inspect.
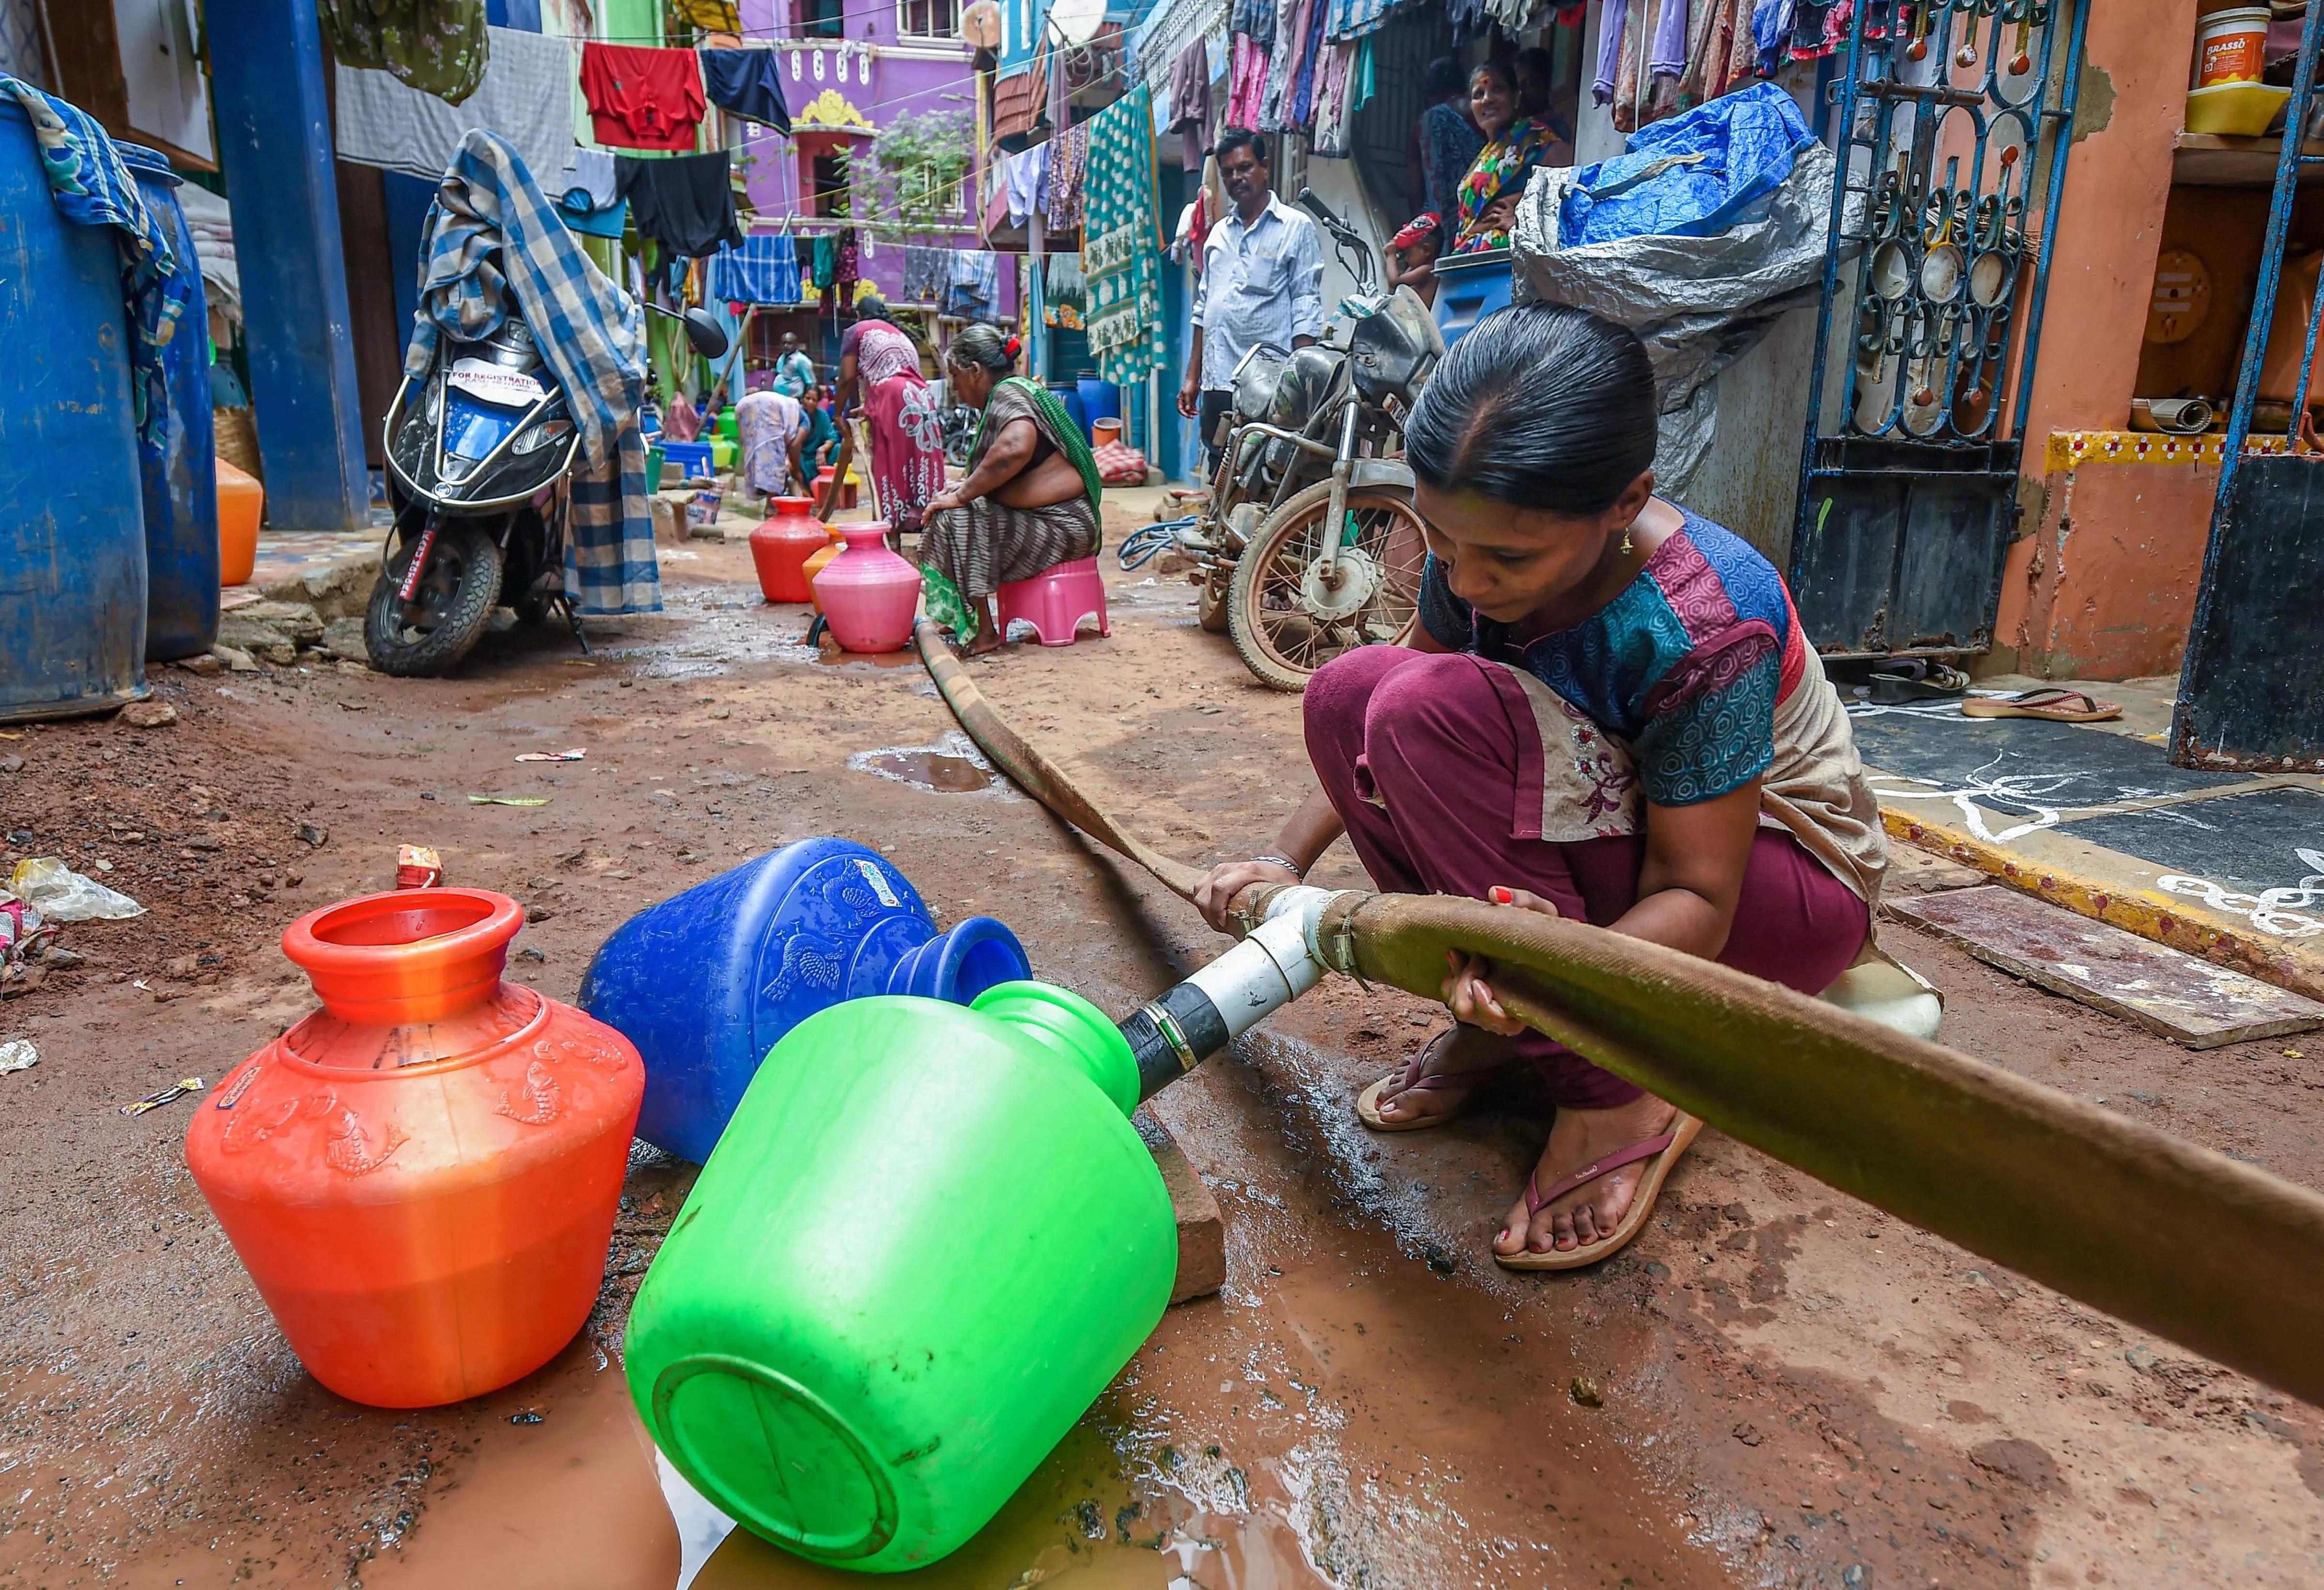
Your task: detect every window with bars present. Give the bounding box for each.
[897,0,961,40]
[904,161,967,217]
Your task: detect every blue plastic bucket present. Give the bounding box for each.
[579,840,1030,1163]
[0,99,150,721]
[118,142,219,663]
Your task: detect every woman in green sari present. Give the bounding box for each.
[923,325,1102,655]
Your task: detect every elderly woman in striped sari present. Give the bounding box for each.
[921,324,1101,655]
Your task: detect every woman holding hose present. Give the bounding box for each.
[1194,304,1886,1270]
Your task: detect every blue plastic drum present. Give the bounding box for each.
[117,142,219,663]
[578,839,1031,1163]
[0,99,150,721]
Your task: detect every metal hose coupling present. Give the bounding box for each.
[1118,886,1367,1101]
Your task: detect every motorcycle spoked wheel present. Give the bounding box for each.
[1226,482,1429,692]
[364,520,505,677]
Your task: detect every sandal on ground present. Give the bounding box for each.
[1355,1029,1508,1133]
[1959,687,2123,723]
[1866,662,1971,704]
[1495,1113,1703,1271]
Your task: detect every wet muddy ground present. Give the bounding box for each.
[3,519,2323,1589]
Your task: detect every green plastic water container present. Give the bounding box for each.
[624,982,1176,1571]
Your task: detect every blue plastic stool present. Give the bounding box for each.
[578,840,1031,1163]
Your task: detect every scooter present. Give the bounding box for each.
[1173,188,1447,692]
[367,297,728,676]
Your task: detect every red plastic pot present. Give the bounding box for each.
[748,494,825,604]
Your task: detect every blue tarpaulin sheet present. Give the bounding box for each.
[1559,81,1817,249]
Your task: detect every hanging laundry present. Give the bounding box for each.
[1231,0,1275,39]
[556,151,626,240]
[1258,0,1308,130]
[1003,141,1050,227]
[1653,0,1692,80]
[700,46,791,134]
[1226,34,1269,128]
[1040,252,1083,328]
[1080,86,1164,386]
[335,25,574,185]
[1309,40,1357,156]
[673,0,743,31]
[1045,123,1088,234]
[836,229,861,299]
[616,151,742,259]
[1288,0,1330,128]
[319,0,488,107]
[1168,38,1210,169]
[811,232,837,290]
[902,245,951,304]
[946,250,1004,321]
[708,233,801,304]
[1323,0,1393,43]
[1594,0,1629,102]
[581,43,707,152]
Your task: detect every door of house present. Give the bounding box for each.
[2174,7,2324,772]
[1788,0,2091,659]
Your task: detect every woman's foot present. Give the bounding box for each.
[1494,1091,1679,1260]
[965,597,1005,655]
[1363,1025,1520,1128]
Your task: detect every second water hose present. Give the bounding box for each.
[916,621,2324,1407]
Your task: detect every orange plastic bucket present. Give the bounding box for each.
[2195,6,2269,88]
[216,458,261,586]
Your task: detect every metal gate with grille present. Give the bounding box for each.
[1788,0,2090,659]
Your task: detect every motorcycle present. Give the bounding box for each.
[368,292,728,676]
[1173,186,1447,692]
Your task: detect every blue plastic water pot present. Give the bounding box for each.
[578,840,1031,1163]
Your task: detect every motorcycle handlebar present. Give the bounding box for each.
[1295,186,1377,294]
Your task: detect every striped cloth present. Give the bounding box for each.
[706,231,799,305]
[405,129,658,616]
[0,76,189,449]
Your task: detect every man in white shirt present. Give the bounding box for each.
[1177,129,1325,472]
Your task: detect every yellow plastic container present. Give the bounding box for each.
[2186,80,2291,137]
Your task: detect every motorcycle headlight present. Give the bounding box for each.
[512,419,572,456]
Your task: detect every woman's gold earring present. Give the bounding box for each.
[1621,526,1635,555]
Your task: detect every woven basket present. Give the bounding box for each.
[214,406,261,480]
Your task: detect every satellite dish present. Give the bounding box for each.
[1050,0,1105,47]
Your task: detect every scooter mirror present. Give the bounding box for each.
[682,307,730,359]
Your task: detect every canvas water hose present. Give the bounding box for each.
[915,621,2324,1408]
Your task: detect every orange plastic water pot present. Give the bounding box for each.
[185,889,643,1408]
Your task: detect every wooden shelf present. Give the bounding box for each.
[2173,130,2324,188]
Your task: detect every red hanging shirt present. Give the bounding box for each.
[580,43,708,153]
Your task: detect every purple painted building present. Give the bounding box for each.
[735,0,1016,376]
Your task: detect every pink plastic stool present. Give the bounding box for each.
[994,556,1110,647]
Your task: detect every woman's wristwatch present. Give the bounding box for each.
[1249,853,1306,878]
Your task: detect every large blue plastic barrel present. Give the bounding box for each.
[578,839,1030,1163]
[1075,374,1120,440]
[118,142,218,662]
[0,99,150,721]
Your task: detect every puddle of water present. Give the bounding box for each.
[361,1343,679,1589]
[690,1413,1313,1590]
[848,734,1002,795]
[813,648,919,670]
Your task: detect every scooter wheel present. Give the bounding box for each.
[365,520,505,677]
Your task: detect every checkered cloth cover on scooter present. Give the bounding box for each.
[404,129,658,616]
